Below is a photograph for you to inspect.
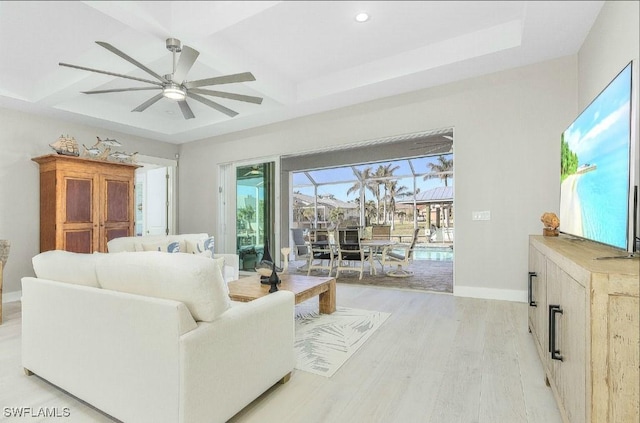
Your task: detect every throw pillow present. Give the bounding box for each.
[141,240,181,253]
[186,236,215,255]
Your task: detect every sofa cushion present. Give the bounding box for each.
[96,252,230,322]
[211,256,225,274]
[198,250,212,258]
[32,250,101,288]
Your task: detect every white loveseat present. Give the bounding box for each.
[22,250,294,423]
[107,233,239,283]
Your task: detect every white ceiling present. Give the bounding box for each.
[0,1,603,144]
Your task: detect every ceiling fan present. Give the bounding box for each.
[59,38,263,120]
[243,165,263,177]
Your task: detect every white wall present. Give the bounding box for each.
[578,1,639,109]
[179,56,578,301]
[0,107,178,298]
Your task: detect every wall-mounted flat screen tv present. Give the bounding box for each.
[560,61,637,253]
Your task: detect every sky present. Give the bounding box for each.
[563,63,631,164]
[293,155,453,202]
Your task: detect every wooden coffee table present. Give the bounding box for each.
[228,273,336,314]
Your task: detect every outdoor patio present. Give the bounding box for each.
[289,243,453,294]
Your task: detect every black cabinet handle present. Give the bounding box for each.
[548,304,563,361]
[528,272,537,307]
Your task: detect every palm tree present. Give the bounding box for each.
[329,207,345,227]
[364,200,377,226]
[238,205,256,233]
[347,167,374,197]
[297,207,315,225]
[348,167,378,223]
[380,163,400,224]
[387,180,409,230]
[371,166,384,224]
[423,155,453,186]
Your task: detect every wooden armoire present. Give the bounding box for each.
[33,154,138,253]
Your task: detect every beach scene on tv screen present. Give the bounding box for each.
[560,64,631,250]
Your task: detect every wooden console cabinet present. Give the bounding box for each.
[33,154,138,253]
[0,262,3,324]
[528,235,639,423]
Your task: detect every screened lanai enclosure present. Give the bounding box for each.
[290,154,454,244]
[278,129,455,293]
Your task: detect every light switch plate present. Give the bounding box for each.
[472,210,491,221]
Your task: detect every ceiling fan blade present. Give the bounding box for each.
[132,93,164,112]
[82,87,161,94]
[189,88,263,104]
[184,72,256,89]
[59,62,163,86]
[173,46,199,85]
[178,100,195,119]
[96,41,168,83]
[187,92,238,117]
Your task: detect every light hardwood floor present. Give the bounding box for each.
[0,285,562,423]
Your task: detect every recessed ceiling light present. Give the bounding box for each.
[355,12,369,23]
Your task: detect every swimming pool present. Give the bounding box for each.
[412,246,453,261]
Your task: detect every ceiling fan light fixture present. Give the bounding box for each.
[163,84,186,101]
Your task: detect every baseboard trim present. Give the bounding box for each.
[2,290,21,303]
[454,286,527,303]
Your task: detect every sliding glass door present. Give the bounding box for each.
[235,162,276,271]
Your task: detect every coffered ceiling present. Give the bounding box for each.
[0,1,603,144]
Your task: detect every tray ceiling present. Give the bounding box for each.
[0,1,603,144]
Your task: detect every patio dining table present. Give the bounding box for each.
[360,239,397,276]
[308,239,397,276]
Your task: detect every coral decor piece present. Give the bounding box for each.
[0,239,9,325]
[0,240,9,268]
[541,212,560,236]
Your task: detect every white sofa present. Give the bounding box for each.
[22,250,295,423]
[107,233,239,283]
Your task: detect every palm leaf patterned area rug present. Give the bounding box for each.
[294,305,391,377]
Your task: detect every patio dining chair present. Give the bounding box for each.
[293,228,312,258]
[380,228,420,277]
[290,228,309,269]
[307,231,337,276]
[335,229,368,280]
[371,225,391,240]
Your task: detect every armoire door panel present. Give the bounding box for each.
[64,230,93,253]
[106,228,130,243]
[104,179,130,223]
[65,178,93,223]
